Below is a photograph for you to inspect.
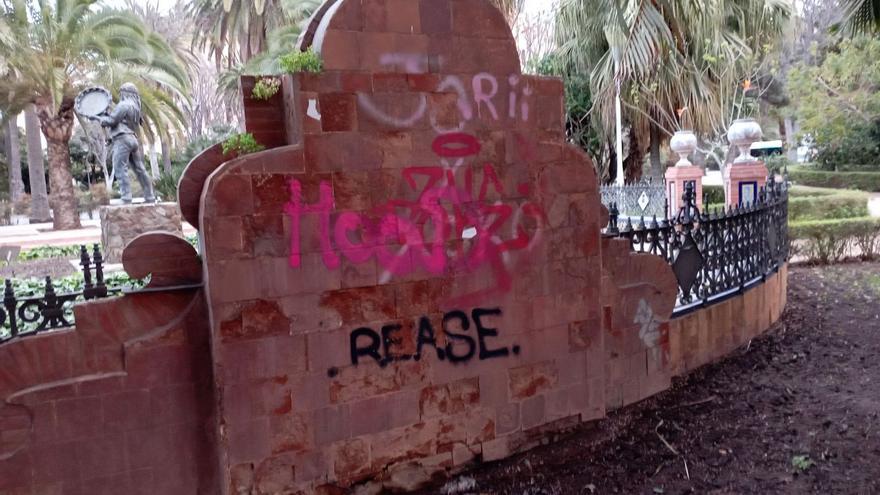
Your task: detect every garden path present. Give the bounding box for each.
[0,218,196,249]
[868,193,880,217]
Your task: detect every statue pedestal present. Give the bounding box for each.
[725,161,768,207]
[100,202,183,263]
[665,166,704,214]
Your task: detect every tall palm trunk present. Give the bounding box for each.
[648,122,663,181]
[5,116,25,202]
[25,104,52,222]
[36,98,81,230]
[161,134,173,176]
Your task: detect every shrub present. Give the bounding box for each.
[18,244,83,261]
[788,166,880,192]
[76,185,110,219]
[252,77,281,100]
[222,133,265,157]
[788,190,869,222]
[12,194,30,217]
[0,201,12,226]
[703,185,725,206]
[788,185,838,198]
[790,217,880,264]
[764,155,793,175]
[172,124,236,170]
[154,165,186,202]
[279,48,323,74]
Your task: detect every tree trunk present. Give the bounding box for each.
[5,116,25,202]
[161,136,173,176]
[36,98,81,230]
[648,122,663,181]
[623,127,643,184]
[24,105,52,222]
[784,117,798,162]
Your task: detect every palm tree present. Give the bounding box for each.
[0,0,189,230]
[840,0,880,34]
[24,104,51,222]
[3,115,24,202]
[489,0,526,25]
[556,0,790,181]
[190,0,287,69]
[192,0,320,117]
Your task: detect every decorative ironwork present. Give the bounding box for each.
[1,245,111,342]
[600,179,667,219]
[604,178,789,315]
[0,244,201,344]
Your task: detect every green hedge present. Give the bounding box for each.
[788,185,839,198]
[788,166,880,192]
[829,164,880,172]
[788,189,869,222]
[790,217,880,264]
[703,185,725,206]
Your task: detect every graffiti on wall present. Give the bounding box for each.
[285,132,547,305]
[327,307,519,376]
[357,72,532,133]
[286,53,547,306]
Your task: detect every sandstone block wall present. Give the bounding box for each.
[198,1,621,492]
[668,265,788,376]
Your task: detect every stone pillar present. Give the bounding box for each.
[100,202,183,263]
[665,130,703,215]
[726,163,768,207]
[725,119,768,207]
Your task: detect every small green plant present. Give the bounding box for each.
[791,455,814,472]
[222,133,265,157]
[154,165,186,202]
[279,48,323,74]
[251,76,281,100]
[18,245,83,261]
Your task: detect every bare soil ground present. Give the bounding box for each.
[422,263,880,495]
[0,257,76,280]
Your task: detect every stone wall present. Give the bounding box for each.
[0,236,217,494]
[668,266,788,376]
[199,1,617,491]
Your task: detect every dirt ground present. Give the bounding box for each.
[0,257,76,280]
[422,263,880,495]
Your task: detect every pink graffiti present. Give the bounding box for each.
[284,133,547,305]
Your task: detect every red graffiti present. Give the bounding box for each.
[285,133,547,305]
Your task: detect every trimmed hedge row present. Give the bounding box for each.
[788,166,880,192]
[788,185,838,198]
[790,217,880,264]
[703,185,725,205]
[788,189,869,222]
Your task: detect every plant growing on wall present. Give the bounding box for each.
[279,49,323,73]
[252,77,281,100]
[222,133,265,156]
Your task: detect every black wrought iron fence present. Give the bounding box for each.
[1,245,120,342]
[600,179,667,219]
[604,178,789,315]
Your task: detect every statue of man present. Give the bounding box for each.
[99,83,156,203]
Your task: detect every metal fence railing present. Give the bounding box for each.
[600,179,667,219]
[603,178,789,316]
[1,245,200,343]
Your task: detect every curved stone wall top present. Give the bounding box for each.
[299,0,521,75]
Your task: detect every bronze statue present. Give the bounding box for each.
[77,83,155,203]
